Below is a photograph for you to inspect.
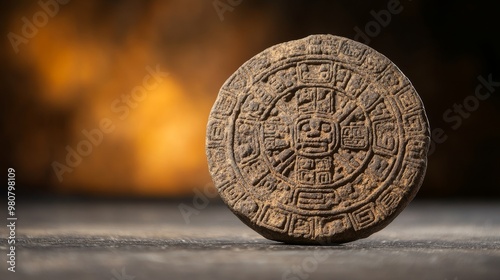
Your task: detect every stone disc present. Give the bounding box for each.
[206,34,430,244]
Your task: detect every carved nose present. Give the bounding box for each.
[307,129,320,137]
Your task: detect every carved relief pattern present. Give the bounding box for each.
[207,35,429,243]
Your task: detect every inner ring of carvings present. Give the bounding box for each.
[252,84,377,190]
[231,59,405,213]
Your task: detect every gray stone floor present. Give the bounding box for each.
[1,199,499,280]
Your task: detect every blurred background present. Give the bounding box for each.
[1,0,499,199]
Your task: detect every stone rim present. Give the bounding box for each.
[206,34,430,244]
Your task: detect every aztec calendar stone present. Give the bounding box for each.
[206,34,430,244]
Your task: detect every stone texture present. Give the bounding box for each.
[2,200,499,280]
[206,34,430,244]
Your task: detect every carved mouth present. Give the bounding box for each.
[300,139,331,143]
[297,141,329,153]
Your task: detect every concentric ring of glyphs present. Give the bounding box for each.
[206,35,429,242]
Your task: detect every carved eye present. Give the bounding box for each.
[322,123,331,132]
[301,123,310,131]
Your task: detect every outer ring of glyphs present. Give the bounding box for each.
[206,35,430,244]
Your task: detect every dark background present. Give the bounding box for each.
[1,0,499,199]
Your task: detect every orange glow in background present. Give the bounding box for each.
[2,0,276,196]
[3,1,499,198]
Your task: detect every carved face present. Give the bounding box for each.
[296,116,337,155]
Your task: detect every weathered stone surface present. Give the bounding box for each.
[3,200,499,280]
[206,34,430,244]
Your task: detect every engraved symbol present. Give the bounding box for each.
[345,72,366,98]
[350,204,377,230]
[335,68,366,99]
[298,62,333,83]
[241,159,269,186]
[269,67,297,92]
[367,155,391,180]
[222,184,244,206]
[396,162,422,187]
[398,89,419,112]
[403,112,426,135]
[249,56,270,73]
[241,95,264,119]
[263,122,290,150]
[261,207,289,232]
[340,40,366,64]
[234,196,259,219]
[378,67,408,90]
[213,92,236,116]
[256,174,277,196]
[235,122,259,162]
[297,88,315,112]
[380,191,398,208]
[296,190,339,210]
[296,116,338,156]
[290,216,313,238]
[297,157,314,184]
[370,100,392,119]
[406,138,428,162]
[372,120,398,156]
[318,215,348,236]
[307,36,323,54]
[296,156,334,185]
[226,74,246,92]
[262,121,295,176]
[362,51,389,73]
[207,147,226,174]
[254,85,274,105]
[297,87,334,113]
[207,120,226,146]
[358,85,380,110]
[306,36,339,55]
[379,69,400,87]
[341,125,368,149]
[378,189,401,216]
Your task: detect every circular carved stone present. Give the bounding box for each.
[206,34,430,244]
